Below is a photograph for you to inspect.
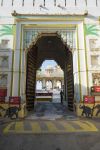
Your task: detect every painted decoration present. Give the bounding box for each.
[0,105,21,119]
[84,24,100,36]
[4,106,21,119]
[0,25,15,36]
[79,105,94,117]
[0,24,15,50]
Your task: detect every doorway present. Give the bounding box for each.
[26,33,74,113]
[36,59,64,103]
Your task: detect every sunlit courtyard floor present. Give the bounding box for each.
[26,102,77,121]
[26,89,77,120]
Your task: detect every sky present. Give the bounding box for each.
[41,60,57,70]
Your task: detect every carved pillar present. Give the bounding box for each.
[42,78,46,89]
[53,79,56,89]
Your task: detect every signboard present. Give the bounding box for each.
[83,96,95,104]
[9,96,21,105]
[91,86,100,93]
[0,89,7,97]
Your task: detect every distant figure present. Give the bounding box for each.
[60,90,64,104]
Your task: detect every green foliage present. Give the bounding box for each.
[0,25,15,37]
[84,24,100,36]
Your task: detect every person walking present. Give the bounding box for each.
[60,90,64,104]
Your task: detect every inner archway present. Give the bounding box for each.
[56,80,62,89]
[36,59,64,103]
[26,33,74,111]
[46,80,53,90]
[36,80,42,90]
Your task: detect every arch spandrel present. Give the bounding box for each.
[26,32,68,52]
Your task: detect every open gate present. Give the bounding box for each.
[66,51,74,111]
[26,35,74,111]
[26,45,37,110]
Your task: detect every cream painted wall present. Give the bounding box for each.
[0,0,100,16]
[0,0,100,102]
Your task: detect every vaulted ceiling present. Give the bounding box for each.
[36,33,69,70]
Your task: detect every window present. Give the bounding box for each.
[91,55,99,66]
[0,56,9,68]
[0,40,9,50]
[92,73,100,86]
[89,39,100,51]
[0,74,7,87]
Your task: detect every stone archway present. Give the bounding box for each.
[56,80,62,89]
[26,33,74,111]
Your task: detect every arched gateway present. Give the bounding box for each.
[1,1,100,118]
[26,33,74,111]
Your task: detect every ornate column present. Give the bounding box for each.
[12,23,21,97]
[53,79,56,89]
[42,78,46,89]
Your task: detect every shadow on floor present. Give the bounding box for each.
[26,102,78,120]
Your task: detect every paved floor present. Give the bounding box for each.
[3,119,98,134]
[27,102,76,120]
[2,102,99,134]
[0,117,100,150]
[1,131,100,150]
[1,98,100,150]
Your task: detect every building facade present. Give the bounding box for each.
[0,0,100,117]
[36,65,64,90]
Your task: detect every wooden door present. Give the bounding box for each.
[26,46,37,110]
[66,51,74,111]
